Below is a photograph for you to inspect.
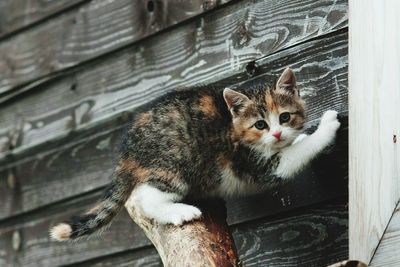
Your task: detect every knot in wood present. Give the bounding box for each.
[146,0,155,13]
[70,83,77,92]
[245,61,259,77]
[202,0,217,11]
[231,23,251,49]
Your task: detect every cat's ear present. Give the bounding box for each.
[223,88,250,113]
[275,67,298,94]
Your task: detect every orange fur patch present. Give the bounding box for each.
[199,95,218,117]
[116,159,150,182]
[232,122,262,143]
[116,159,180,185]
[243,129,263,143]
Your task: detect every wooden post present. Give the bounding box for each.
[125,192,241,267]
[349,0,400,263]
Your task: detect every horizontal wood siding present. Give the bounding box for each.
[0,0,87,39]
[0,0,348,154]
[0,0,348,266]
[0,31,348,220]
[0,0,233,94]
[0,199,347,267]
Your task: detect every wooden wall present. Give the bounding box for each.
[0,0,348,266]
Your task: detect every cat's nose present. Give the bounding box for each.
[272,131,282,141]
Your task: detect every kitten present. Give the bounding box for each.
[50,68,340,241]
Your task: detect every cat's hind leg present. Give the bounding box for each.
[131,183,202,225]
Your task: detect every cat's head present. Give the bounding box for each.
[223,67,305,151]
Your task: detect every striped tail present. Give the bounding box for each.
[50,178,133,241]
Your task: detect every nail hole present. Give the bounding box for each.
[147,0,155,12]
[70,83,77,91]
[394,135,397,143]
[245,61,258,77]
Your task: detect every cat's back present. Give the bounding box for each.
[121,87,232,160]
[131,86,230,130]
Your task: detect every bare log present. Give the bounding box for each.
[125,192,241,267]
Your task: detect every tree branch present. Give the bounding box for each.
[125,193,241,267]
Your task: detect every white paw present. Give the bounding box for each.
[318,110,340,132]
[163,204,202,226]
[315,110,340,145]
[320,110,339,127]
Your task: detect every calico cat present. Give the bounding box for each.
[50,68,340,241]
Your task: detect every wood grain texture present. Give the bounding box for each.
[0,0,347,151]
[233,202,348,267]
[0,0,234,94]
[0,33,348,220]
[73,247,162,267]
[0,0,233,94]
[349,0,400,263]
[0,27,348,157]
[370,203,400,267]
[0,196,347,267]
[0,0,87,39]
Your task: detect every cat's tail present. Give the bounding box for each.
[49,176,134,241]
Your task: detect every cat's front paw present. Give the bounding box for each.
[316,110,340,144]
[319,110,341,132]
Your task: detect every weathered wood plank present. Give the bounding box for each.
[0,0,87,39]
[0,0,226,95]
[0,0,346,103]
[0,0,234,94]
[0,33,348,220]
[73,247,162,267]
[349,0,400,263]
[0,24,348,157]
[370,203,400,267]
[233,202,348,267]
[0,197,347,267]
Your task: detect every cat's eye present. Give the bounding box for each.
[279,112,291,123]
[254,120,268,130]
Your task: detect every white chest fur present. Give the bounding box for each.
[216,167,262,198]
